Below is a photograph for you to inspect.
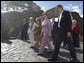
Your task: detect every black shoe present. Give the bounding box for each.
[48,58,58,62]
[70,58,80,62]
[36,49,39,52]
[47,51,53,53]
[30,46,35,49]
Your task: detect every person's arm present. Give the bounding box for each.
[65,11,72,38]
[34,25,39,34]
[48,19,51,37]
[66,11,72,32]
[27,23,31,34]
[78,25,81,36]
[34,30,38,35]
[32,23,36,32]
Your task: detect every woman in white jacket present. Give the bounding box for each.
[28,17,36,48]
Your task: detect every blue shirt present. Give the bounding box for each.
[50,21,54,30]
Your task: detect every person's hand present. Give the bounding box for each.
[79,35,80,37]
[67,32,71,38]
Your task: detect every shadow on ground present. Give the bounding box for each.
[76,49,83,54]
[32,47,69,62]
[1,39,12,44]
[32,44,83,62]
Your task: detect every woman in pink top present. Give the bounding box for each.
[38,12,53,55]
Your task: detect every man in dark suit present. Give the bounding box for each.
[51,17,58,45]
[21,19,29,41]
[48,5,79,62]
[52,21,59,45]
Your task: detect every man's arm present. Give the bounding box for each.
[66,11,72,33]
[65,11,72,38]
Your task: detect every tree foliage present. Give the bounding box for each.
[1,1,43,39]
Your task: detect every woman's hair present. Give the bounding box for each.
[72,19,77,24]
[42,12,48,16]
[36,17,41,23]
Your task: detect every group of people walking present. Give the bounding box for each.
[20,5,80,62]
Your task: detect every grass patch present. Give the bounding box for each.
[8,26,15,35]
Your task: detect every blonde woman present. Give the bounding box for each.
[72,20,80,48]
[34,17,42,49]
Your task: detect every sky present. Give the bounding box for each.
[33,1,83,17]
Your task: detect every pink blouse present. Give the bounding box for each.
[41,19,51,37]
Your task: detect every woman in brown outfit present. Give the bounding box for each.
[34,17,42,49]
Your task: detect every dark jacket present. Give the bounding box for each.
[53,22,59,33]
[58,10,72,33]
[21,22,29,33]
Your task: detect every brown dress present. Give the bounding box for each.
[34,24,42,48]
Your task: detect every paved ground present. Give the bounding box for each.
[1,39,83,62]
